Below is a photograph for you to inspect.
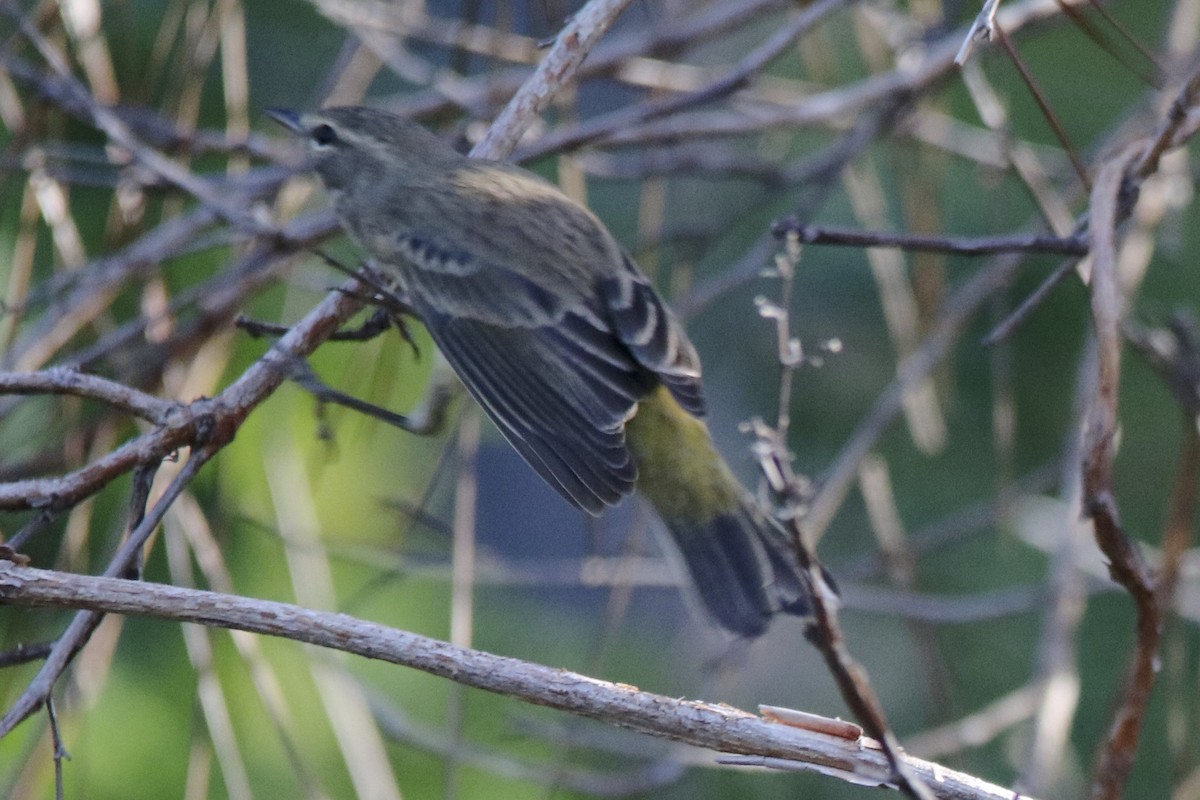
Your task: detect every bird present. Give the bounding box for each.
[268,106,813,636]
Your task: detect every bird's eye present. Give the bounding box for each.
[310,124,338,148]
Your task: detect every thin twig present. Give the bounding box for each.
[567,0,1086,149]
[980,258,1079,346]
[46,696,67,800]
[471,0,638,160]
[0,640,54,668]
[994,25,1090,189]
[0,447,210,735]
[751,236,933,800]
[955,0,1001,65]
[771,219,1089,256]
[0,273,370,731]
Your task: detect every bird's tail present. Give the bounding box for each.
[625,387,813,636]
[660,500,812,636]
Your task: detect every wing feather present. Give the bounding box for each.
[600,263,705,416]
[428,311,640,513]
[393,230,706,513]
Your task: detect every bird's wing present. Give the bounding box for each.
[423,307,648,513]
[392,231,707,513]
[392,234,654,513]
[385,233,563,326]
[599,258,705,417]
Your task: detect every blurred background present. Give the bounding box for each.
[1,0,1198,797]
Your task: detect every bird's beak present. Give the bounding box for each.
[266,108,305,135]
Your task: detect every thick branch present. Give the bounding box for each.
[0,562,1031,800]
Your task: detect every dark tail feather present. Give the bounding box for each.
[663,502,813,637]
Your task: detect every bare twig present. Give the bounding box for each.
[955,0,1002,65]
[994,25,1090,188]
[980,258,1079,346]
[0,272,369,731]
[0,367,174,423]
[46,696,66,800]
[569,0,1088,149]
[771,219,1089,257]
[1018,336,1093,796]
[471,0,638,160]
[906,684,1041,760]
[1082,144,1159,800]
[0,641,54,668]
[0,0,1193,796]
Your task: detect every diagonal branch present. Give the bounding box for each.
[471,0,639,160]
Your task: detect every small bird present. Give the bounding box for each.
[269,106,812,636]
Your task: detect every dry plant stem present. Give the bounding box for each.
[1052,1,1163,89]
[0,53,269,238]
[678,105,899,320]
[69,212,343,381]
[0,642,54,668]
[0,224,352,512]
[946,30,1200,352]
[1083,146,1160,800]
[980,258,1078,346]
[838,462,1059,581]
[811,57,1200,546]
[0,394,208,511]
[1125,315,1200,416]
[955,0,1001,65]
[906,684,1041,761]
[45,696,65,800]
[4,207,219,373]
[317,0,786,91]
[0,451,202,737]
[0,563,1032,800]
[1017,336,1092,795]
[1131,65,1200,180]
[470,0,638,160]
[380,0,790,123]
[288,359,442,435]
[760,241,931,800]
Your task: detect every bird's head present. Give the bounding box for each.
[267,106,457,192]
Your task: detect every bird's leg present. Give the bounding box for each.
[287,355,461,437]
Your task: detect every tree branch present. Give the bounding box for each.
[0,561,1034,800]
